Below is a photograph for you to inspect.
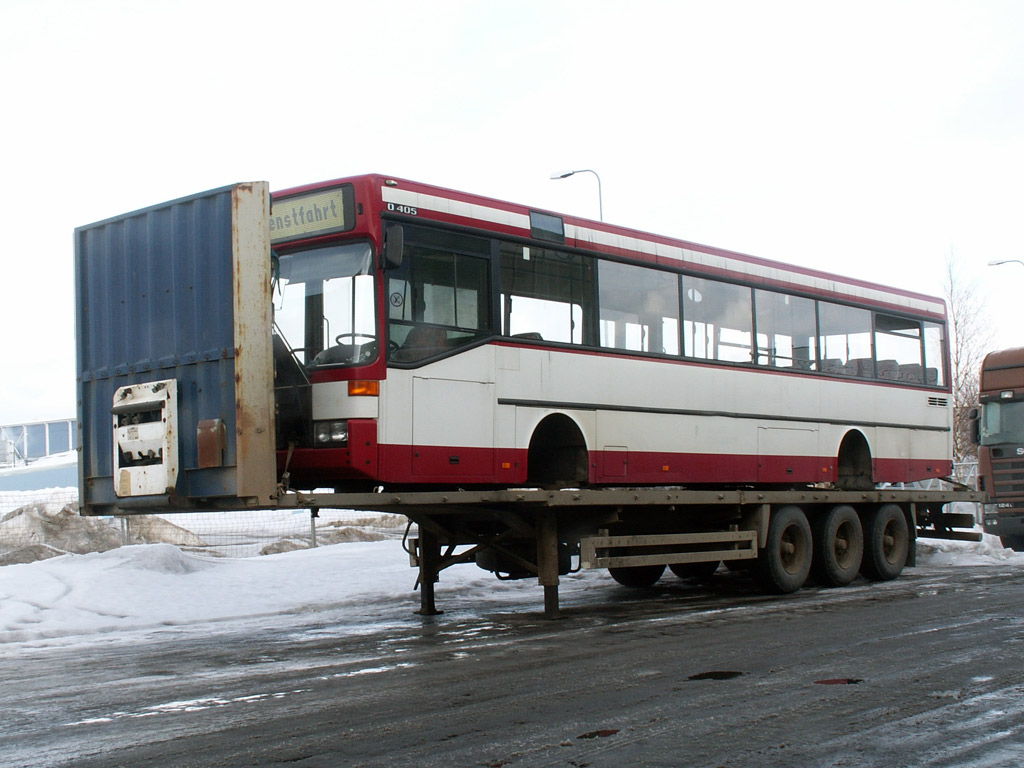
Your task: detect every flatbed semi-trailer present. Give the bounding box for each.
[269,485,983,617]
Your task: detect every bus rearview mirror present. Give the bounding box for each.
[384,224,404,270]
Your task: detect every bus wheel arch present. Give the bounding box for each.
[526,414,589,487]
[836,430,873,490]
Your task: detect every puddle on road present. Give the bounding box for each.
[66,688,310,726]
[688,670,744,681]
[578,728,619,739]
[323,662,417,679]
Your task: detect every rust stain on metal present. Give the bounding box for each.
[197,419,227,468]
[231,181,277,503]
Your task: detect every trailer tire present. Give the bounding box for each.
[811,505,864,587]
[999,534,1024,551]
[669,561,720,580]
[609,564,665,588]
[861,504,909,581]
[755,505,812,594]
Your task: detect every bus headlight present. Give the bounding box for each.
[314,420,349,446]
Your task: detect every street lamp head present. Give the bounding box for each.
[988,259,1024,267]
[549,168,604,221]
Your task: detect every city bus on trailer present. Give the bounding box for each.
[75,176,980,618]
[271,174,953,493]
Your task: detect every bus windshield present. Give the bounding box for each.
[273,242,377,367]
[980,400,1024,446]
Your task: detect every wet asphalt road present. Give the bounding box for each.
[3,561,1024,768]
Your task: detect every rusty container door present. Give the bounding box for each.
[75,182,277,514]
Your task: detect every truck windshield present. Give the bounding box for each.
[980,400,1024,446]
[273,242,377,367]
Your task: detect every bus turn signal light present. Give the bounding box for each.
[348,380,380,397]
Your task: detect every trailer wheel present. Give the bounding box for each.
[811,505,864,587]
[756,505,812,594]
[669,561,720,580]
[860,504,909,581]
[608,564,665,588]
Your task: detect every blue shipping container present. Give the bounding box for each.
[75,183,277,515]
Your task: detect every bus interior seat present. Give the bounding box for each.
[848,358,874,377]
[876,359,899,380]
[393,325,448,362]
[511,332,544,341]
[898,363,923,383]
[821,358,845,375]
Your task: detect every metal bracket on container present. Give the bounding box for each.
[112,379,179,497]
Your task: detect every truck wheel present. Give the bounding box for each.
[755,505,812,594]
[609,564,665,588]
[860,504,909,581]
[670,561,720,580]
[999,534,1024,551]
[811,505,864,587]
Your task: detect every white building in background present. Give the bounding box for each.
[0,420,75,468]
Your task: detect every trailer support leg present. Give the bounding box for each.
[537,512,560,620]
[416,527,443,616]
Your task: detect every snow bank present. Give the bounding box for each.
[0,503,121,561]
[0,541,415,648]
[0,490,397,561]
[0,539,564,651]
[0,501,209,565]
[917,532,1024,566]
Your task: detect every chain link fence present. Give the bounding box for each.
[1,463,985,565]
[0,488,409,565]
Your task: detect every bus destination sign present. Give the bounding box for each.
[269,185,352,244]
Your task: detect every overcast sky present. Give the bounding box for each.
[2,0,1023,425]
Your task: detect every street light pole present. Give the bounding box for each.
[550,169,603,222]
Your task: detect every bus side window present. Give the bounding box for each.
[875,314,923,383]
[683,276,753,363]
[754,289,817,370]
[500,243,595,345]
[818,302,872,376]
[388,237,490,363]
[923,322,946,387]
[598,261,679,355]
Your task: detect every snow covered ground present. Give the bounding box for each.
[2,505,1022,654]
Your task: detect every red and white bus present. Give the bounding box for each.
[269,174,952,492]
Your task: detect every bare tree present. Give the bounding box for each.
[944,255,992,466]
